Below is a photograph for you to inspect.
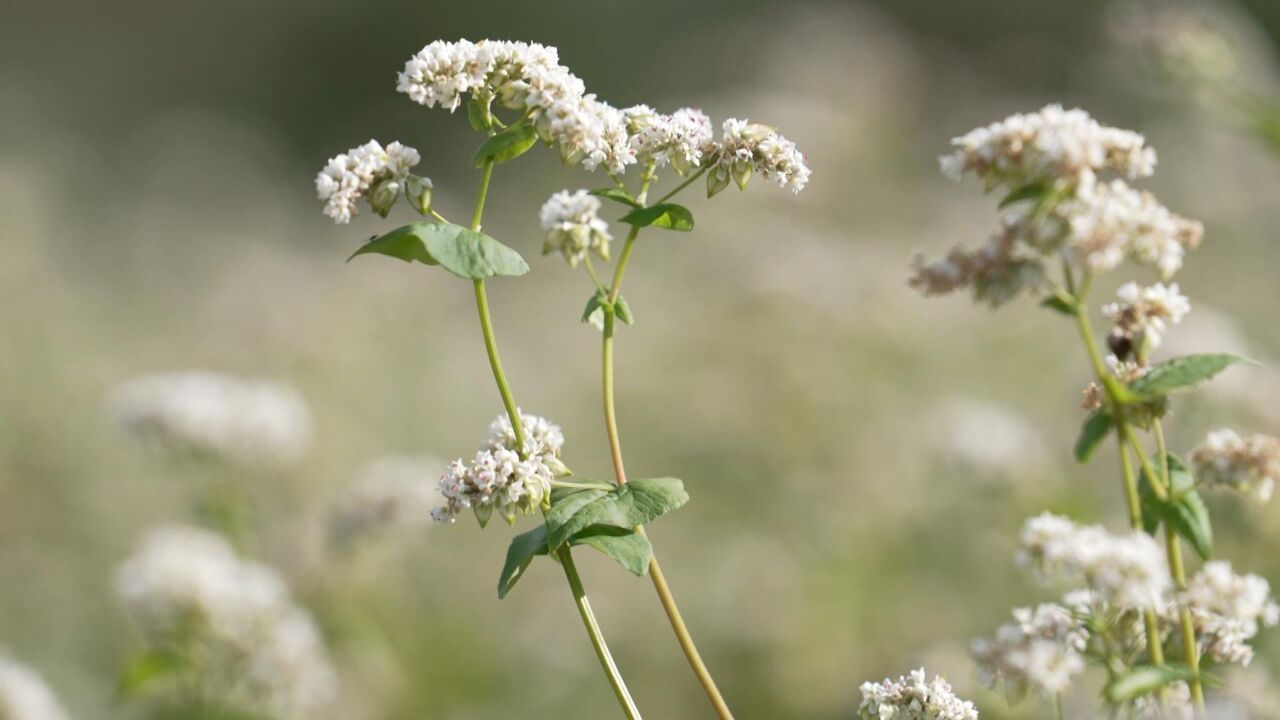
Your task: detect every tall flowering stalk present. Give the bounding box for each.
[914,104,1278,717]
[314,38,808,718]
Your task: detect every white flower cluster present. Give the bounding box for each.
[1181,561,1280,665]
[315,140,422,224]
[328,454,445,549]
[1017,513,1169,609]
[1134,681,1196,720]
[972,602,1088,696]
[115,526,336,718]
[109,371,311,469]
[705,119,811,194]
[1192,429,1280,502]
[0,656,71,720]
[625,106,714,175]
[431,411,569,526]
[539,189,612,267]
[913,105,1202,305]
[857,668,978,720]
[1102,281,1191,361]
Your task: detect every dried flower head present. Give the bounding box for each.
[315,140,422,224]
[115,526,336,718]
[857,668,978,720]
[1192,429,1279,502]
[328,454,445,549]
[1018,513,1170,609]
[539,189,612,267]
[972,602,1088,696]
[0,656,72,720]
[1102,281,1191,359]
[1180,561,1280,665]
[432,411,569,526]
[705,119,811,194]
[108,371,311,469]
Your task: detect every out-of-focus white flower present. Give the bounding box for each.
[315,140,421,224]
[0,656,72,720]
[857,668,978,720]
[1134,680,1195,719]
[432,410,569,526]
[328,454,445,549]
[1018,513,1170,610]
[939,104,1156,188]
[1180,561,1279,666]
[1110,2,1241,87]
[705,118,810,194]
[1192,429,1279,502]
[627,106,714,174]
[972,603,1088,696]
[108,371,311,469]
[1102,281,1191,357]
[115,526,336,718]
[539,190,612,267]
[1064,178,1203,279]
[932,398,1049,476]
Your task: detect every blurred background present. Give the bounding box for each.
[3,0,1280,717]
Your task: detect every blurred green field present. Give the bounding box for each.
[3,1,1280,717]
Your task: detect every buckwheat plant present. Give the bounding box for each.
[315,38,811,718]
[914,104,1279,717]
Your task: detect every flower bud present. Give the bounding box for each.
[707,165,731,198]
[405,175,433,216]
[732,156,753,190]
[369,178,401,218]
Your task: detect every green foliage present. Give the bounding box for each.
[619,203,695,231]
[591,188,642,208]
[614,296,634,325]
[116,648,187,699]
[470,123,539,167]
[1039,293,1078,316]
[544,478,689,550]
[1104,664,1198,703]
[497,526,550,599]
[582,291,607,323]
[1074,411,1112,463]
[349,222,529,279]
[571,526,653,576]
[581,291,635,327]
[998,181,1049,209]
[1139,453,1213,560]
[1129,354,1253,396]
[467,96,492,132]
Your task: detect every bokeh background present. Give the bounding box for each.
[4,0,1280,717]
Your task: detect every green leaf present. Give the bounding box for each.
[590,188,642,208]
[424,223,529,279]
[1139,453,1213,560]
[467,96,492,132]
[1104,664,1198,703]
[571,526,652,576]
[116,649,187,699]
[1040,294,1078,316]
[1130,354,1253,396]
[1074,411,1112,463]
[471,123,539,167]
[497,525,550,599]
[615,296,634,325]
[545,478,689,550]
[347,223,440,265]
[998,181,1049,209]
[582,291,607,323]
[619,203,695,231]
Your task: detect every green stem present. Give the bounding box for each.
[466,159,641,719]
[1055,693,1065,720]
[597,175,736,720]
[654,167,707,205]
[1155,421,1206,713]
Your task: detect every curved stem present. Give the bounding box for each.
[467,159,641,719]
[654,167,707,206]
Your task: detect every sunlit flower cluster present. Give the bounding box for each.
[1180,561,1280,665]
[328,454,445,549]
[1192,429,1280,502]
[912,106,1202,305]
[115,526,336,718]
[1102,281,1191,360]
[109,371,311,469]
[431,411,569,526]
[315,140,422,224]
[1017,513,1169,609]
[972,602,1088,696]
[626,106,714,174]
[539,190,612,267]
[705,119,811,194]
[0,655,71,720]
[857,668,978,720]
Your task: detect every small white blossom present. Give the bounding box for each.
[108,371,311,469]
[1102,281,1191,356]
[328,454,445,548]
[539,190,612,267]
[972,603,1088,696]
[315,139,421,224]
[1018,513,1170,610]
[433,411,569,526]
[1192,429,1280,502]
[626,106,714,174]
[115,526,336,718]
[1180,561,1279,666]
[857,668,978,720]
[939,104,1156,188]
[1134,681,1195,719]
[0,656,72,720]
[705,118,810,194]
[1064,178,1203,279]
[535,94,635,174]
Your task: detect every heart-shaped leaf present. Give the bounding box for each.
[571,526,652,576]
[619,203,694,231]
[350,222,529,279]
[497,525,550,599]
[1139,453,1213,560]
[1130,354,1254,396]
[545,478,689,550]
[347,222,440,265]
[471,123,539,167]
[1075,410,1113,463]
[591,188,642,208]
